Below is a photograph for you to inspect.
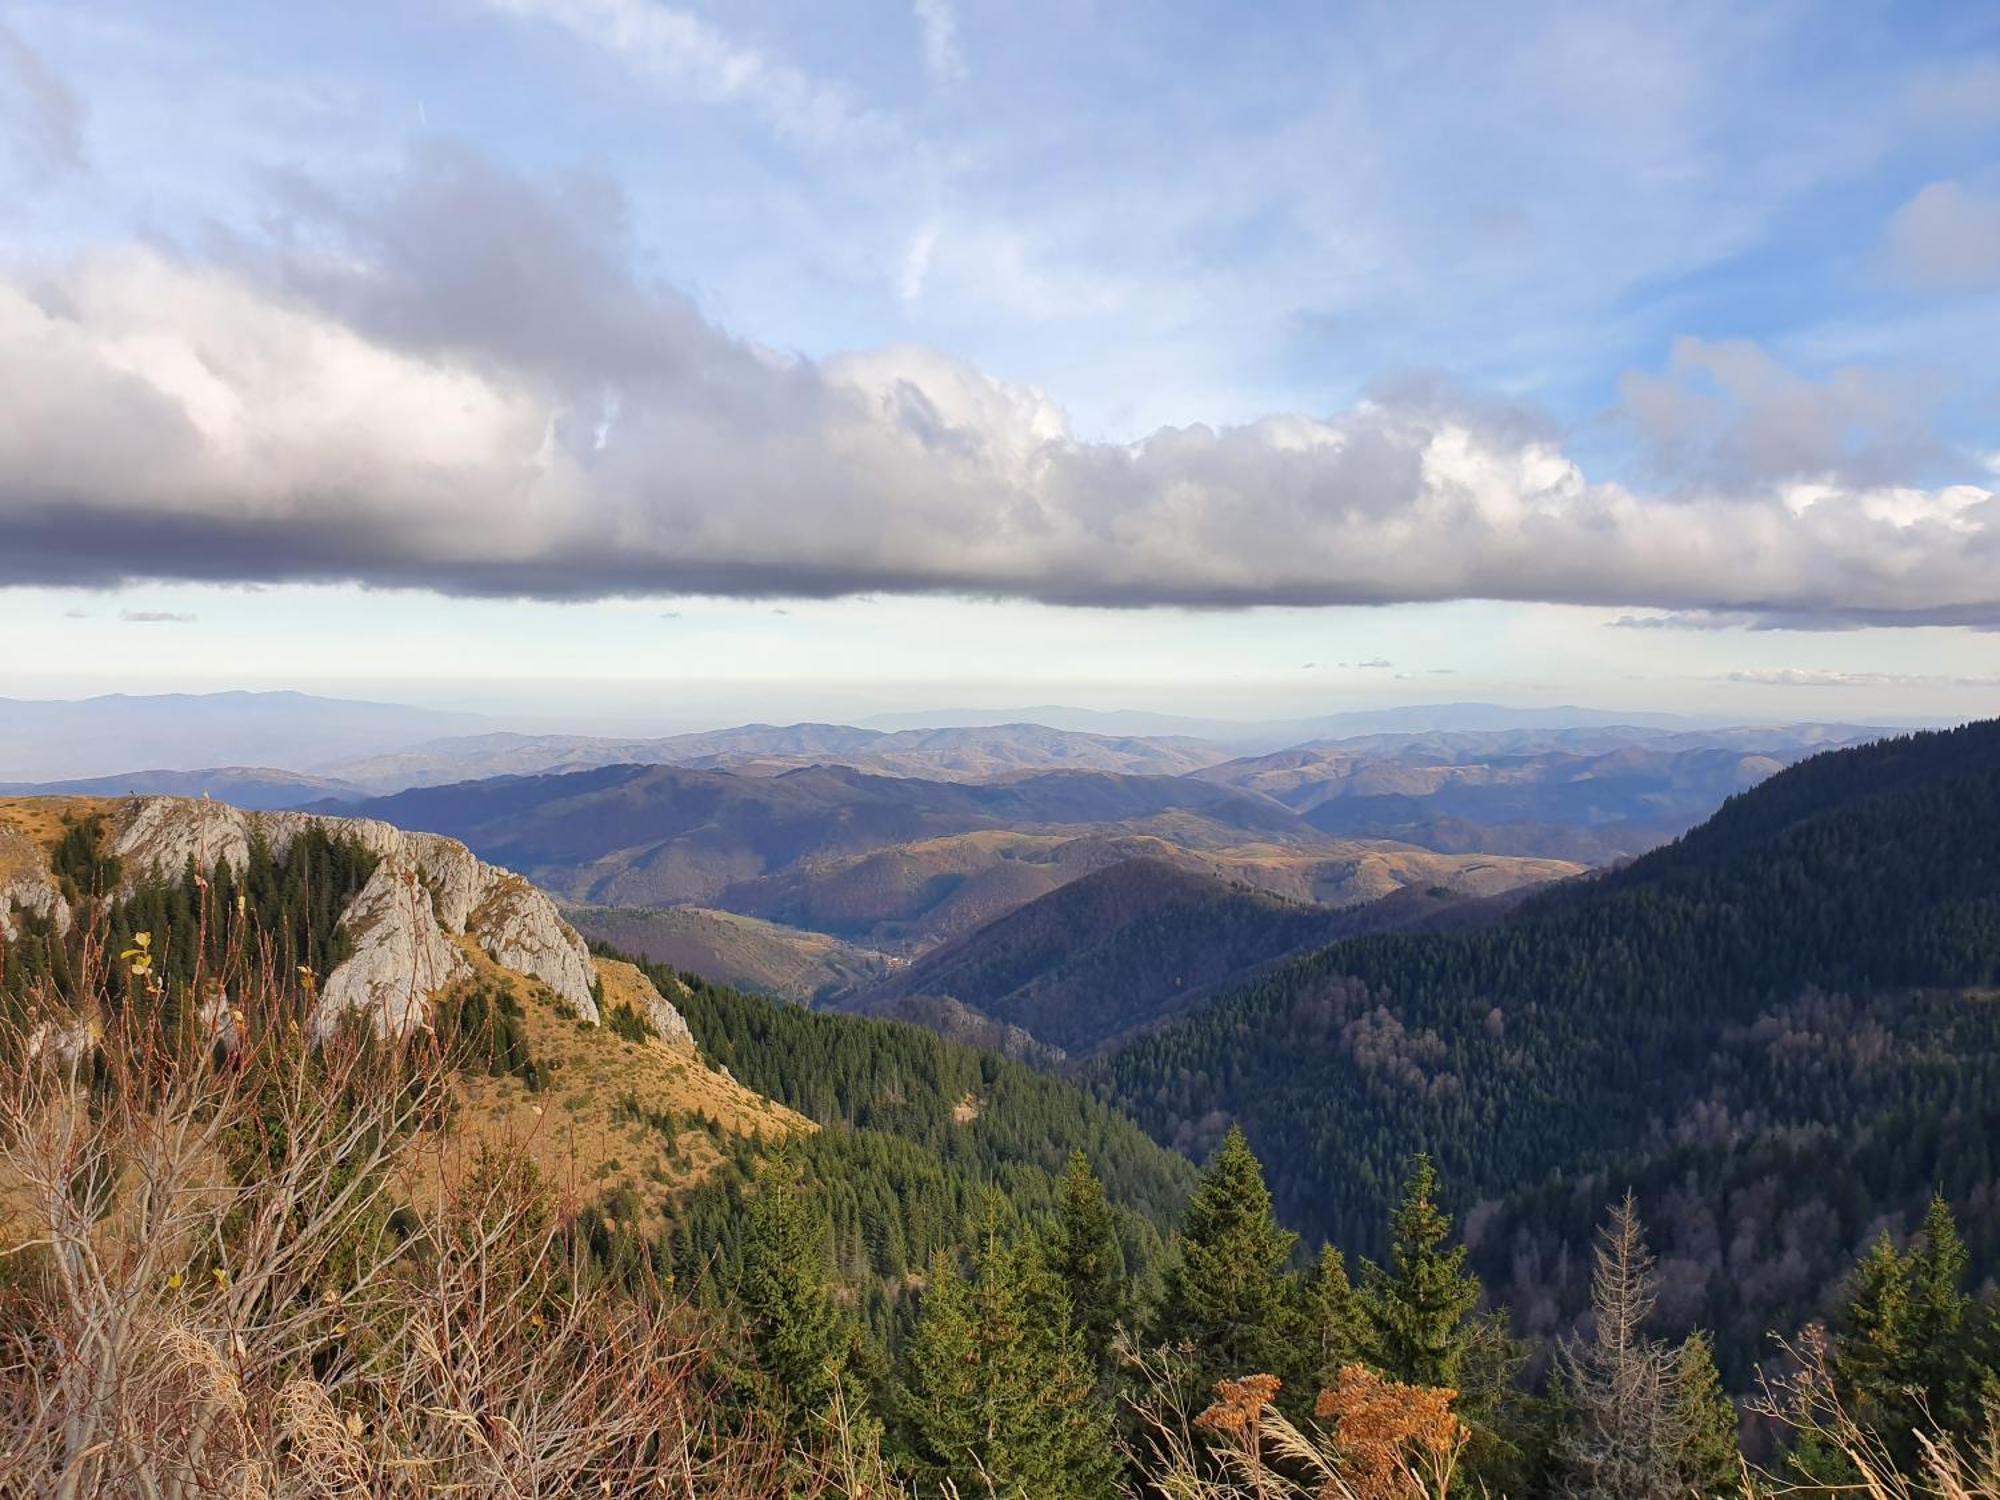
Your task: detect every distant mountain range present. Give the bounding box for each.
[1192,722,1884,862]
[315,721,1229,790]
[0,766,368,810]
[0,691,482,781]
[333,761,1578,930]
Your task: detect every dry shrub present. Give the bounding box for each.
[1751,1325,2000,1500]
[0,915,899,1499]
[1128,1348,1465,1500]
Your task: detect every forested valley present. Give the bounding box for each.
[4,723,2000,1495]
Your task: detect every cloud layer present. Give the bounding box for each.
[1,146,1994,621]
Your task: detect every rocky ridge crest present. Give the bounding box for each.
[3,797,690,1044]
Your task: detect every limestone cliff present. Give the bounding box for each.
[0,796,691,1044]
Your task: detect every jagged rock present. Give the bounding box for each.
[1,796,688,1043]
[0,822,69,941]
[637,984,694,1047]
[107,798,609,1036]
[0,872,68,941]
[470,876,600,1025]
[316,862,472,1037]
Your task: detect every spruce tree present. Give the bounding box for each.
[1907,1193,1974,1428]
[1049,1150,1127,1381]
[1673,1331,1742,1497]
[899,1225,1119,1499]
[1833,1231,1910,1421]
[739,1145,852,1443]
[1299,1243,1371,1394]
[1152,1125,1299,1389]
[1362,1154,1480,1389]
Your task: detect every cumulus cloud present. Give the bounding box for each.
[0,145,1995,623]
[1619,337,1948,489]
[0,23,84,187]
[1886,181,2000,290]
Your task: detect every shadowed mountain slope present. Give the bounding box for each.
[836,857,1504,1056]
[1099,719,2000,1372]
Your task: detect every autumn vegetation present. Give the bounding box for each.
[4,785,2000,1497]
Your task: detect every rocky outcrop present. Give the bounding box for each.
[81,797,654,1037]
[0,822,69,941]
[316,863,473,1037]
[469,876,599,1026]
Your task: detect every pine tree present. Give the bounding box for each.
[1908,1194,1974,1426]
[1833,1231,1910,1422]
[1152,1125,1298,1389]
[899,1222,1119,1499]
[1299,1243,1371,1394]
[739,1145,853,1443]
[1049,1150,1127,1381]
[1672,1332,1741,1497]
[1362,1154,1479,1389]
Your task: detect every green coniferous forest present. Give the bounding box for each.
[9,725,2000,1493]
[1098,720,2000,1376]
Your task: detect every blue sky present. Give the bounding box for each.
[1,0,1997,727]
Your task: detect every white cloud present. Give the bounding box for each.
[0,148,1995,624]
[912,0,966,89]
[898,222,939,305]
[481,0,899,153]
[1619,337,1947,488]
[1886,181,2000,290]
[1726,668,2000,689]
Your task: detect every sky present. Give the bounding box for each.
[1,0,1998,729]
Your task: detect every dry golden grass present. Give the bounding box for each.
[0,795,121,886]
[401,945,810,1235]
[0,795,121,851]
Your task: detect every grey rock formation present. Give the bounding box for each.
[0,822,69,941]
[91,798,644,1036]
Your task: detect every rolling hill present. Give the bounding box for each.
[835,857,1510,1057]
[1099,718,2000,1373]
[1195,722,1885,861]
[339,761,1576,919]
[318,720,1231,791]
[567,904,894,1002]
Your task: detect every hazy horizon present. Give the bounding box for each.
[2,2,1996,729]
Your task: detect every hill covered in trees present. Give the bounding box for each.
[838,857,1504,1057]
[1100,719,2000,1373]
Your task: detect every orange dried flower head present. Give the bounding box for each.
[1195,1373,1284,1443]
[1313,1365,1466,1500]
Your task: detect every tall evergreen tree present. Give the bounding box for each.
[1299,1243,1371,1394]
[1673,1332,1742,1497]
[1362,1154,1480,1389]
[1049,1150,1127,1380]
[1834,1231,1911,1422]
[1833,1197,1979,1466]
[739,1145,853,1443]
[899,1221,1119,1499]
[1152,1125,1299,1389]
